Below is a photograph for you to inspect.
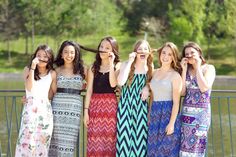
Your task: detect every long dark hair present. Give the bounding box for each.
[28,44,54,80]
[92,36,120,76]
[54,40,85,79]
[182,42,206,65]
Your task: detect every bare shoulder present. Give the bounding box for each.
[115,62,122,70]
[55,67,61,74]
[87,64,94,75]
[23,66,30,80]
[206,64,215,71]
[152,68,159,76]
[50,70,57,79]
[171,71,182,81]
[23,66,29,73]
[83,64,88,71]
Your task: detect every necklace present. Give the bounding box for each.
[100,65,110,74]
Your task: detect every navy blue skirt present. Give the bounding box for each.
[147,101,181,157]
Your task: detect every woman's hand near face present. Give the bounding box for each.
[108,52,115,66]
[128,52,136,64]
[192,55,202,68]
[180,57,188,72]
[31,57,39,69]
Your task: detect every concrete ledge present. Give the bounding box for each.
[0,73,235,88]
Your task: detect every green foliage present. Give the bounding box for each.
[168,16,193,46]
[168,0,206,46]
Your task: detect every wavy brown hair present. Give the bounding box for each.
[182,41,206,65]
[92,36,120,76]
[127,40,153,86]
[157,42,181,74]
[28,45,54,80]
[54,40,85,79]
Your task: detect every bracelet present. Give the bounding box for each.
[30,67,35,70]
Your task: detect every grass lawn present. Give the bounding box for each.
[0,35,236,76]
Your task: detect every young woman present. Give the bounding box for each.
[179,42,215,157]
[116,40,153,157]
[48,40,86,157]
[147,42,182,157]
[15,45,57,156]
[83,36,120,157]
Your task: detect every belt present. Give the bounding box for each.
[57,88,81,95]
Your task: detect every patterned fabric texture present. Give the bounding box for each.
[87,93,118,157]
[180,71,211,157]
[15,73,53,157]
[49,74,83,157]
[147,101,181,157]
[116,74,148,157]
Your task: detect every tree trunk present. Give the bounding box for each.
[207,37,210,60]
[7,39,11,62]
[31,10,35,52]
[25,35,28,55]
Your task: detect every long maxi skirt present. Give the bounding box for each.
[87,93,118,157]
[147,101,181,157]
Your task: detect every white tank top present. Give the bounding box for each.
[150,78,173,101]
[26,72,52,99]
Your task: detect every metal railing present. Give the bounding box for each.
[0,89,236,157]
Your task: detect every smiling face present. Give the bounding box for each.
[136,42,150,62]
[99,39,113,59]
[61,45,76,64]
[160,46,173,66]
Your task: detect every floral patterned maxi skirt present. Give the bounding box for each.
[15,97,53,157]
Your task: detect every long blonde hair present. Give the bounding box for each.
[157,42,181,74]
[127,40,153,86]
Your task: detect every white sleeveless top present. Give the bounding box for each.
[150,78,173,101]
[26,72,52,100]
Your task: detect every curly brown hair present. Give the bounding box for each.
[157,42,181,74]
[127,40,153,86]
[92,36,120,76]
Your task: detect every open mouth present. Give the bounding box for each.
[39,59,48,63]
[140,54,146,59]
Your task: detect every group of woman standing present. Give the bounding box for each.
[15,36,215,157]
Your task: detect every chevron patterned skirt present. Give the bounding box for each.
[116,92,148,157]
[147,101,181,157]
[87,93,118,157]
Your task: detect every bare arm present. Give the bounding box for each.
[48,70,57,100]
[180,58,188,96]
[196,64,215,93]
[117,52,136,86]
[117,61,132,86]
[83,66,94,127]
[24,67,34,92]
[24,58,39,91]
[166,73,182,135]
